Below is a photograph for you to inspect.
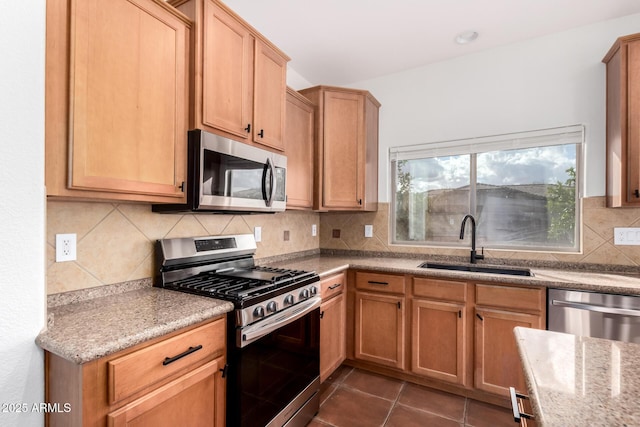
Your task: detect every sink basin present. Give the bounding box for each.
[419,262,534,277]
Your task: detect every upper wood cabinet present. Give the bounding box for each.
[285,88,315,209]
[603,32,640,207]
[298,86,380,211]
[45,0,190,203]
[171,0,289,152]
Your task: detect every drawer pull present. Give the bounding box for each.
[509,387,534,423]
[162,345,203,366]
[328,283,343,290]
[368,280,389,286]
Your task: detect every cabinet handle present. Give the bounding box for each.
[258,129,264,138]
[509,387,534,423]
[328,283,342,290]
[458,310,462,318]
[635,189,640,198]
[367,280,388,286]
[178,181,185,192]
[220,363,229,378]
[320,311,325,319]
[245,123,251,133]
[397,301,401,309]
[476,313,484,321]
[162,345,203,366]
[358,199,362,205]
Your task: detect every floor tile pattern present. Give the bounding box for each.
[310,366,515,427]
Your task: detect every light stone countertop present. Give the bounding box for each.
[36,287,233,364]
[514,327,640,426]
[38,253,640,366]
[265,254,640,296]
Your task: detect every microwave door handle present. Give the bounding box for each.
[265,158,276,207]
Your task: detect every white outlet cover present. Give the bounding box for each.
[312,224,317,237]
[254,226,262,243]
[55,233,77,262]
[614,227,640,245]
[364,225,373,238]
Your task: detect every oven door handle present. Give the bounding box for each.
[238,296,321,348]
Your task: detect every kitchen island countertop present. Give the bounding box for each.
[514,327,640,426]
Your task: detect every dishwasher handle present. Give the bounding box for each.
[551,299,640,317]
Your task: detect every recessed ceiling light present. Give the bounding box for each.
[455,31,479,45]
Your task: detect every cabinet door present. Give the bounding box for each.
[253,40,287,150]
[411,299,466,385]
[354,291,404,369]
[627,40,640,204]
[284,89,314,209]
[68,0,188,199]
[108,358,225,427]
[320,293,346,382]
[474,308,542,395]
[322,91,364,209]
[202,0,253,139]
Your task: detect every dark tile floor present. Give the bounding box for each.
[309,366,516,427]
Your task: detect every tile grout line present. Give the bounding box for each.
[381,381,406,426]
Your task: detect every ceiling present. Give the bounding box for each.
[223,0,640,86]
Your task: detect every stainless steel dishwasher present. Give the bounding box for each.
[548,288,640,343]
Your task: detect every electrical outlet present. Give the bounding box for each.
[311,224,317,237]
[364,225,373,238]
[56,233,77,262]
[254,226,262,243]
[614,227,640,245]
[284,230,290,241]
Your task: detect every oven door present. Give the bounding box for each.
[227,298,320,427]
[196,130,286,213]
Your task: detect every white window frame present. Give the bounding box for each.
[390,125,583,253]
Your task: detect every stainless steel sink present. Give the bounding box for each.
[419,262,534,277]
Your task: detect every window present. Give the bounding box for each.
[390,126,582,252]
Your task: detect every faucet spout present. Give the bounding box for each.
[460,214,484,264]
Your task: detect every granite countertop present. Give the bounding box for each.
[514,327,640,426]
[36,287,233,364]
[265,254,640,296]
[39,253,640,366]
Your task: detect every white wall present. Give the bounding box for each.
[0,1,46,426]
[350,13,640,203]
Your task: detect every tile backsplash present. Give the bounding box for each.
[46,201,319,294]
[47,196,639,295]
[320,197,640,268]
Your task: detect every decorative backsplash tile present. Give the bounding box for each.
[46,201,319,294]
[47,196,639,295]
[320,197,640,268]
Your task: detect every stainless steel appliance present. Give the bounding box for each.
[153,129,287,214]
[548,288,640,343]
[154,234,320,427]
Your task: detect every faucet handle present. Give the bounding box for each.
[477,247,485,260]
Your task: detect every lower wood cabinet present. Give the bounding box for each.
[46,317,226,427]
[474,284,544,396]
[320,272,346,381]
[346,270,546,403]
[411,277,469,386]
[353,271,406,370]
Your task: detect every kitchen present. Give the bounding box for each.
[4,0,640,426]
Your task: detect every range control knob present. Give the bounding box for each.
[266,301,278,313]
[300,289,310,300]
[284,295,295,305]
[253,306,265,318]
[309,286,318,296]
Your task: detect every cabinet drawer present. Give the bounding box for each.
[321,272,346,300]
[476,284,544,312]
[108,318,225,404]
[356,271,405,294]
[413,277,467,302]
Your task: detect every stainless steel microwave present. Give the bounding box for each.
[153,130,287,214]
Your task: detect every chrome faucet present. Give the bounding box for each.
[460,214,484,264]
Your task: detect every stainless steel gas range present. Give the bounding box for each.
[154,234,320,427]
